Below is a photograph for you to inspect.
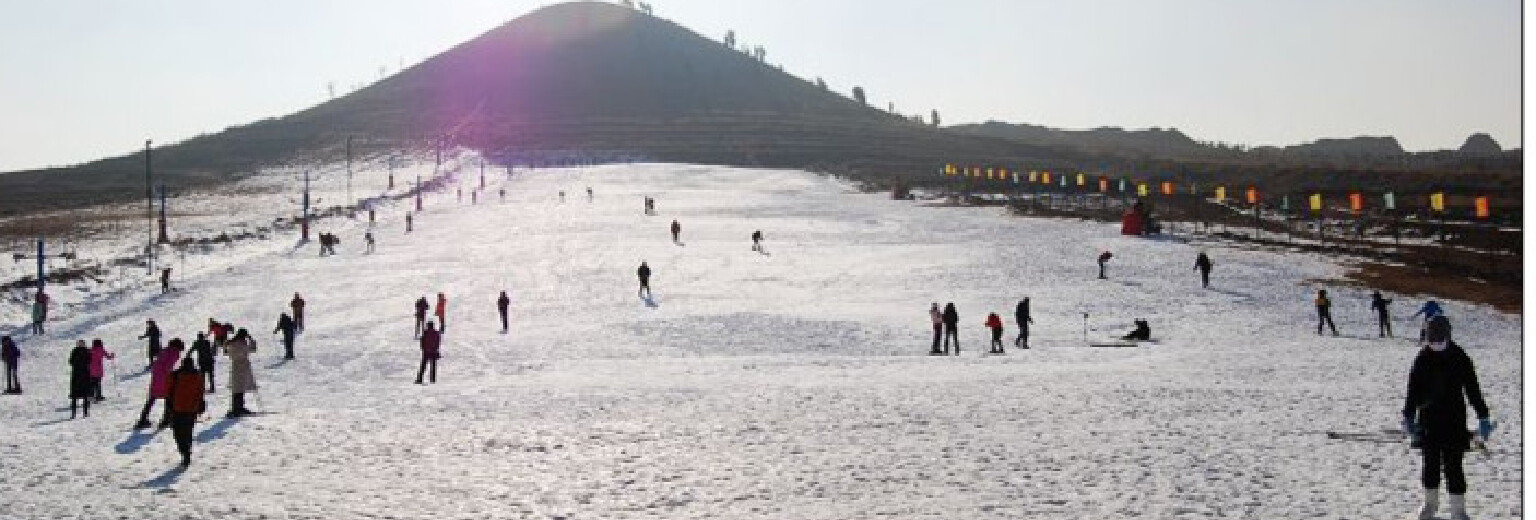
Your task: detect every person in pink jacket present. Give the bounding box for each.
[133,338,184,429]
[88,339,114,402]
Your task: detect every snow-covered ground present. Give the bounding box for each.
[0,162,1522,519]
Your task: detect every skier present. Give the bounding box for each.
[223,328,258,418]
[637,261,653,299]
[751,230,764,252]
[1193,251,1213,289]
[435,293,449,333]
[415,321,441,385]
[670,220,681,244]
[139,319,163,369]
[1403,315,1493,520]
[365,232,375,253]
[273,312,298,360]
[414,296,430,338]
[1121,319,1151,341]
[941,303,959,355]
[190,332,215,392]
[405,213,413,233]
[499,188,505,201]
[290,293,306,333]
[1315,289,1339,336]
[165,358,204,466]
[1410,300,1445,339]
[644,197,654,215]
[1014,298,1034,349]
[1370,291,1394,338]
[31,291,47,334]
[586,186,593,202]
[985,312,1005,354]
[160,267,172,293]
[928,303,943,355]
[88,339,114,401]
[496,291,511,333]
[134,338,184,429]
[1097,251,1113,279]
[0,336,18,394]
[68,340,92,418]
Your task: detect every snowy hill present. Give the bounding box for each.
[0,160,1522,519]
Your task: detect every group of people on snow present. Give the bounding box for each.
[928,299,1036,356]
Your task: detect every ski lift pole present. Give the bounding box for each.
[1082,312,1089,343]
[35,237,44,295]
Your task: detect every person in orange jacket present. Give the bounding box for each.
[435,293,448,333]
[985,312,1005,354]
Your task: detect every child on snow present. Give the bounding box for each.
[985,312,1004,354]
[1403,315,1493,520]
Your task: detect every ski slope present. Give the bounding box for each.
[0,162,1522,519]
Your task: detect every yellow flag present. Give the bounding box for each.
[1042,172,1051,184]
[1076,173,1085,186]
[1429,192,1445,212]
[1215,186,1226,202]
[1028,171,1038,183]
[1137,183,1149,197]
[1309,193,1322,211]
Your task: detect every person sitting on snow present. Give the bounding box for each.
[1121,319,1151,341]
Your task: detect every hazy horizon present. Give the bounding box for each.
[0,0,1521,172]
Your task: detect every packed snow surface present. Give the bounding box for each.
[0,162,1522,519]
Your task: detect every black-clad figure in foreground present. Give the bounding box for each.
[1403,315,1492,520]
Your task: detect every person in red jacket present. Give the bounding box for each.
[415,321,441,385]
[435,293,448,333]
[985,312,1005,354]
[165,358,205,466]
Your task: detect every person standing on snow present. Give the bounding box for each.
[223,329,258,418]
[160,268,173,293]
[415,321,441,385]
[134,338,184,429]
[985,312,1005,354]
[414,297,430,338]
[365,232,376,254]
[1314,289,1339,336]
[1410,300,1445,340]
[1370,291,1394,338]
[1403,315,1493,520]
[1014,298,1034,349]
[139,320,163,369]
[1097,251,1114,280]
[637,262,653,299]
[31,291,47,334]
[586,187,593,202]
[405,213,413,233]
[1,335,19,394]
[88,339,114,401]
[670,220,682,245]
[290,293,306,333]
[497,291,511,333]
[1193,252,1213,289]
[751,230,764,253]
[165,358,205,466]
[68,340,92,418]
[928,303,943,355]
[273,313,298,360]
[190,332,215,392]
[558,190,565,203]
[435,293,449,333]
[941,303,960,355]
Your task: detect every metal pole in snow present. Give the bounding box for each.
[1082,313,1088,343]
[36,237,44,294]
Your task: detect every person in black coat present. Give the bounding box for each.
[1402,315,1493,519]
[941,303,960,355]
[1370,291,1393,338]
[413,297,430,338]
[1097,251,1113,279]
[68,340,92,418]
[637,262,653,298]
[1193,252,1213,289]
[496,291,511,333]
[139,320,163,369]
[1014,298,1034,349]
[190,332,216,391]
[273,313,298,359]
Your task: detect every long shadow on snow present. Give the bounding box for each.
[31,416,77,427]
[115,430,159,454]
[265,358,292,369]
[137,465,186,489]
[195,417,240,444]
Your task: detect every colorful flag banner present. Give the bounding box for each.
[1348,192,1362,213]
[1119,179,1127,193]
[1215,186,1226,202]
[1098,177,1109,193]
[1012,172,1019,184]
[1076,173,1086,186]
[1383,192,1396,210]
[1160,181,1173,196]
[1474,196,1489,218]
[1282,195,1290,211]
[1308,193,1322,212]
[1429,192,1445,212]
[1042,172,1051,185]
[1029,171,1038,183]
[1246,187,1258,205]
[1137,183,1149,197]
[1060,175,1067,187]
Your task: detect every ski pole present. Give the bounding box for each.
[1082,313,1089,343]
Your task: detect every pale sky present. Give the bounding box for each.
[0,0,1521,172]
